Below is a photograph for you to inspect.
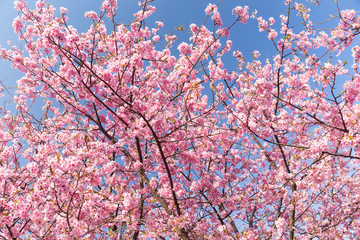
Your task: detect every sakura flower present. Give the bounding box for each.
[14,0,27,11]
[269,17,275,25]
[204,3,217,15]
[268,29,278,40]
[232,6,249,24]
[59,7,68,14]
[253,50,260,58]
[84,11,98,20]
[257,17,268,32]
[12,16,23,34]
[178,42,192,55]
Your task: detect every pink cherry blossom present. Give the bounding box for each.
[177,42,191,55]
[232,5,249,23]
[84,10,98,20]
[0,0,360,239]
[268,29,278,40]
[257,16,268,32]
[269,17,275,25]
[12,16,23,33]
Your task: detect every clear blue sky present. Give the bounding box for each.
[0,0,359,112]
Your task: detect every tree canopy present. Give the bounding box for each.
[1,0,360,239]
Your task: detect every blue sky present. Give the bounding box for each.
[0,0,359,112]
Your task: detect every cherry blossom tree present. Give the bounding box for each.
[1,0,360,239]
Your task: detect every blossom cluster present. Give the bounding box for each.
[0,0,360,239]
